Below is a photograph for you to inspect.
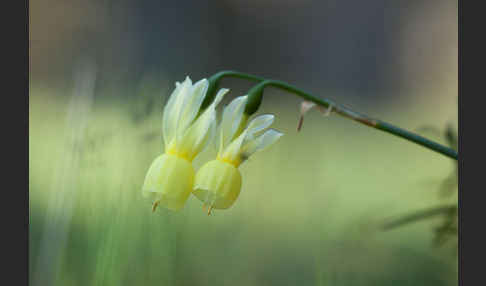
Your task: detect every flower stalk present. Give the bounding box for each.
[207,70,458,160]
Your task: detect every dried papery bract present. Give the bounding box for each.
[297,100,333,131]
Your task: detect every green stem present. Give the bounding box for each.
[210,70,458,160]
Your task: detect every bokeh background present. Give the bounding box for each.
[29,0,458,285]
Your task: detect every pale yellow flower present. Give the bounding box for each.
[193,95,283,214]
[142,76,228,211]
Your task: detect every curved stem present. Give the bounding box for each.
[211,71,458,160]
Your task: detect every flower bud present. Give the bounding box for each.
[244,82,265,115]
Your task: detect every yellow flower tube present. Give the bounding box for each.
[142,76,228,211]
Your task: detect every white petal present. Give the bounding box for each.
[162,81,183,147]
[240,129,283,159]
[220,95,248,151]
[220,128,248,162]
[176,78,209,142]
[220,114,275,162]
[162,77,192,147]
[245,114,274,139]
[206,118,217,151]
[178,88,228,159]
[212,88,228,106]
[172,77,193,141]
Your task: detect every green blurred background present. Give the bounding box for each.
[29,0,457,285]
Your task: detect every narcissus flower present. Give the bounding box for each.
[193,95,283,214]
[142,76,228,211]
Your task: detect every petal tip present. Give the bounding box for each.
[184,76,192,85]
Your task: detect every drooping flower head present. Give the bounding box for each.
[193,95,283,214]
[142,76,228,211]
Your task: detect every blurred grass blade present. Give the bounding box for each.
[32,59,97,286]
[382,205,457,231]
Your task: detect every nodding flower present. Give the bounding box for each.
[193,95,283,215]
[142,76,228,212]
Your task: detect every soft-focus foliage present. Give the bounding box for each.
[383,123,458,253]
